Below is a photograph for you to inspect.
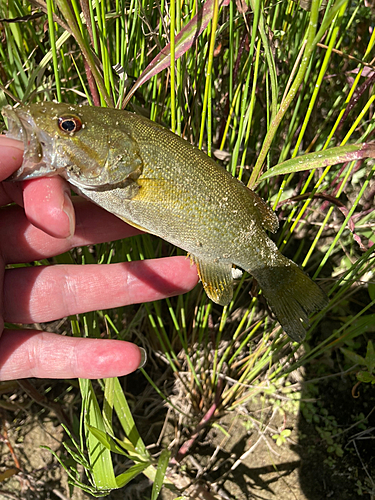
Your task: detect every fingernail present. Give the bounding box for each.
[138,347,147,369]
[62,190,75,238]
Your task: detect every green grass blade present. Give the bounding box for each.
[111,377,149,457]
[55,0,113,106]
[115,462,151,488]
[151,449,171,500]
[79,378,117,491]
[259,143,375,181]
[122,0,226,108]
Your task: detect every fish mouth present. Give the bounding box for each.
[2,105,57,181]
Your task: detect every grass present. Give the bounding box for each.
[0,0,375,498]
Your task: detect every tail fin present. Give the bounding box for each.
[252,256,328,342]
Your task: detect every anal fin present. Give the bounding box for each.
[190,255,234,306]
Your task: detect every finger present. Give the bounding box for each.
[1,180,24,208]
[22,177,75,239]
[0,256,4,334]
[0,136,74,238]
[4,257,199,323]
[0,137,24,206]
[3,175,76,239]
[1,198,142,264]
[0,329,145,380]
[0,137,24,180]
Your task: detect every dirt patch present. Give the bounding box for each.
[159,379,374,500]
[0,415,66,499]
[0,369,374,500]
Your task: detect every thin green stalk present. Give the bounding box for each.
[291,19,341,158]
[230,3,260,175]
[280,89,375,255]
[275,1,348,250]
[210,304,227,386]
[248,0,321,187]
[228,0,234,104]
[170,0,176,132]
[249,0,278,120]
[314,164,375,278]
[165,298,203,393]
[176,0,182,135]
[55,0,113,106]
[46,0,62,101]
[140,368,191,417]
[115,0,121,63]
[198,0,219,153]
[301,95,375,267]
[219,44,255,155]
[239,38,261,181]
[71,56,93,104]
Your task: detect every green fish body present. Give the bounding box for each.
[2,102,328,341]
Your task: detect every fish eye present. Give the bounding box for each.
[58,115,83,133]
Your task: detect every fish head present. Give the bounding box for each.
[2,102,143,190]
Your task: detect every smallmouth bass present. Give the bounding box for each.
[2,102,328,342]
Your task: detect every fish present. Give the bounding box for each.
[2,102,328,342]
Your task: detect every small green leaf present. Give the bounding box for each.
[281,429,292,438]
[272,434,282,446]
[272,429,291,447]
[115,462,150,489]
[365,341,375,373]
[259,143,375,181]
[342,315,375,341]
[86,424,140,459]
[335,446,344,457]
[340,347,366,367]
[368,283,375,301]
[357,371,375,383]
[86,425,112,450]
[263,384,277,394]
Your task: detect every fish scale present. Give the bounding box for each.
[2,102,328,342]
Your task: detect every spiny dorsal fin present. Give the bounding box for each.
[190,255,234,306]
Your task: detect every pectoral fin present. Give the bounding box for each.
[190,255,234,306]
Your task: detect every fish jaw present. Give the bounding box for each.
[2,105,60,181]
[2,103,144,190]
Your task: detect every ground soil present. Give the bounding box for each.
[0,367,373,500]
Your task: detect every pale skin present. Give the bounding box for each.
[0,136,199,381]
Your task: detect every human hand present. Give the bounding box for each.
[0,137,198,380]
